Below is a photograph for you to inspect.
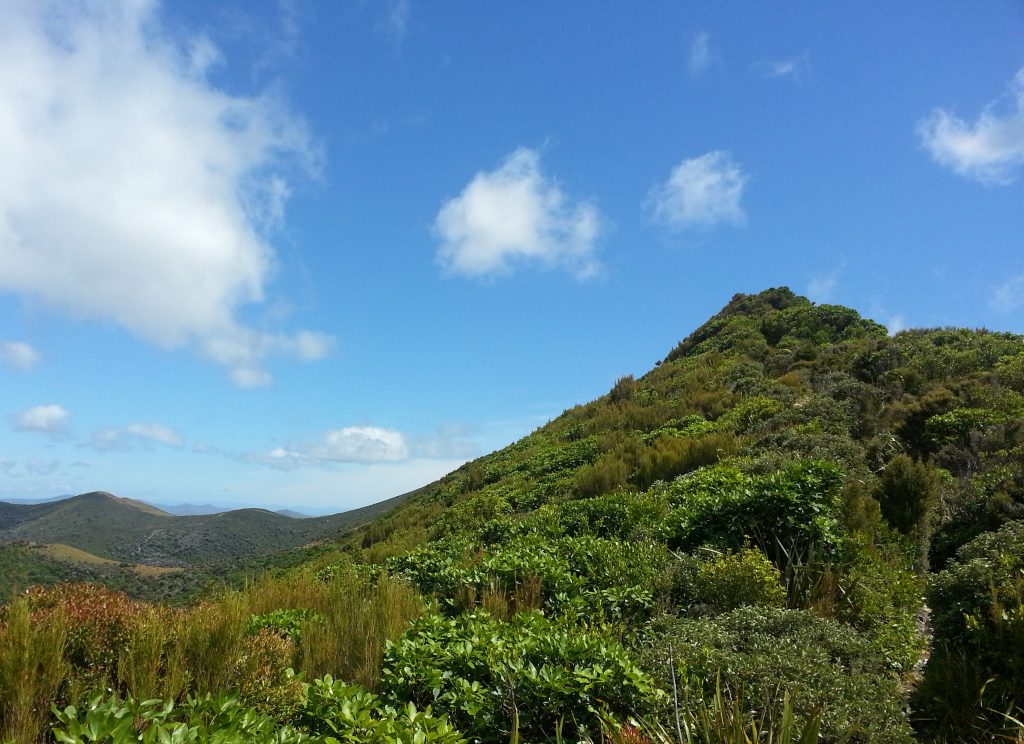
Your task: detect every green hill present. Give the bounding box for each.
[0,489,410,569]
[3,288,1023,743]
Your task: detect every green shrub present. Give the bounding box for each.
[51,692,311,743]
[301,675,466,743]
[872,454,942,569]
[663,461,844,566]
[380,610,659,742]
[642,607,913,743]
[918,520,1024,737]
[662,548,786,615]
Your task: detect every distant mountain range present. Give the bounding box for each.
[0,495,318,517]
[0,490,408,567]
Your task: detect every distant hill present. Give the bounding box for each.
[275,509,308,519]
[0,489,409,568]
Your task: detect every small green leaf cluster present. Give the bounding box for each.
[300,675,466,743]
[51,693,311,744]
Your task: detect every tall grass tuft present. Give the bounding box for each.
[298,569,422,688]
[117,605,168,702]
[0,597,68,744]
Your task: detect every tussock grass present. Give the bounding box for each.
[297,570,422,688]
[0,597,68,744]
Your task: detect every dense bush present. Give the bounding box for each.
[642,607,914,743]
[301,675,466,743]
[661,548,787,615]
[380,610,659,742]
[661,461,844,565]
[917,520,1024,737]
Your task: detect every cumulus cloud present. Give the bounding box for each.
[434,148,603,279]
[992,272,1024,313]
[11,404,69,434]
[646,151,748,230]
[688,31,712,76]
[0,0,332,385]
[0,340,40,371]
[918,66,1024,185]
[246,423,480,471]
[249,426,410,469]
[88,422,183,450]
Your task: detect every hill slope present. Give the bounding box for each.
[4,288,1022,742]
[0,489,410,568]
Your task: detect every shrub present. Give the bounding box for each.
[50,692,311,743]
[642,607,913,743]
[301,675,466,743]
[662,548,786,615]
[380,610,660,742]
[663,461,844,566]
[918,520,1024,737]
[21,583,147,682]
[876,455,942,553]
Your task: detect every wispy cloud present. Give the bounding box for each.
[918,66,1024,185]
[435,148,603,279]
[688,31,712,76]
[992,272,1024,312]
[807,267,842,303]
[11,404,69,435]
[382,0,411,46]
[754,53,809,81]
[646,151,748,231]
[0,1,332,387]
[87,422,184,451]
[0,340,40,371]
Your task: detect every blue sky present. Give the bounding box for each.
[1,1,1022,512]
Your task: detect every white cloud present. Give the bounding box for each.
[807,267,843,303]
[0,0,332,386]
[12,404,69,434]
[992,272,1024,312]
[0,340,40,371]
[314,426,409,462]
[246,423,480,471]
[918,66,1024,185]
[126,423,182,447]
[249,425,410,469]
[646,151,748,230]
[435,148,603,279]
[88,422,183,450]
[688,31,712,76]
[755,54,809,80]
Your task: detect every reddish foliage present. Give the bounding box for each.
[22,583,150,673]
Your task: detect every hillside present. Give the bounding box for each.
[0,489,411,570]
[2,288,1022,743]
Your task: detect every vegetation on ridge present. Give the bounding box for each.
[2,287,1023,742]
